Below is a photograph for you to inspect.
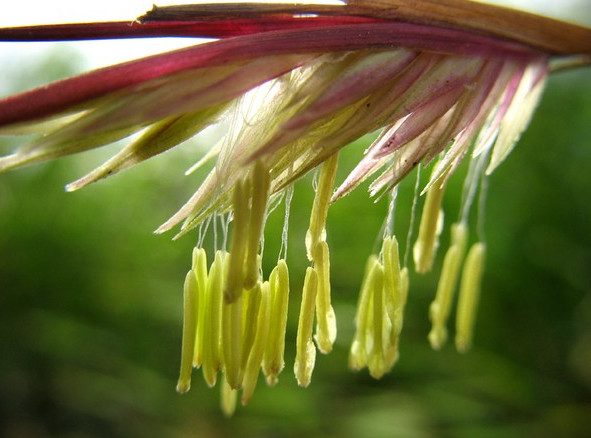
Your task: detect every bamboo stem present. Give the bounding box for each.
[142,0,591,55]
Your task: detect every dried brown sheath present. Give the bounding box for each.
[141,0,591,55]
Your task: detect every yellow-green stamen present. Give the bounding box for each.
[295,267,318,387]
[244,161,271,289]
[368,261,387,379]
[225,177,251,303]
[413,180,447,274]
[349,255,379,371]
[455,242,486,353]
[176,269,198,394]
[314,240,336,354]
[220,374,237,418]
[305,153,339,260]
[202,250,225,387]
[192,247,208,368]
[428,222,468,350]
[263,259,290,386]
[242,281,271,405]
[240,282,262,370]
[222,293,244,389]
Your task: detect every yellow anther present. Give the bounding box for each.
[241,281,271,405]
[386,266,410,367]
[220,374,237,418]
[263,259,290,386]
[306,152,339,261]
[222,293,243,389]
[241,283,262,369]
[349,255,379,371]
[244,161,271,289]
[202,251,224,387]
[428,247,459,349]
[225,176,251,303]
[428,222,468,350]
[399,267,409,308]
[192,248,208,369]
[176,269,198,394]
[368,261,387,379]
[192,247,208,285]
[455,242,486,353]
[382,236,402,369]
[383,236,401,315]
[314,240,337,354]
[413,180,447,274]
[295,267,318,387]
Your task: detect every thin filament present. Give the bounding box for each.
[403,163,421,267]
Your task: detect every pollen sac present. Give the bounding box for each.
[349,255,379,371]
[263,259,290,386]
[368,261,387,379]
[240,282,262,371]
[295,267,318,387]
[313,240,337,354]
[455,242,486,353]
[413,180,447,274]
[306,153,339,261]
[428,222,468,350]
[192,247,208,287]
[244,161,271,290]
[383,237,405,368]
[192,248,208,369]
[222,290,244,389]
[242,281,271,405]
[351,238,409,378]
[382,236,401,333]
[202,250,225,387]
[220,374,237,418]
[176,269,198,394]
[225,176,251,303]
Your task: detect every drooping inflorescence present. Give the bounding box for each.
[1,0,590,417]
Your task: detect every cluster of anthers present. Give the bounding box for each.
[0,1,590,416]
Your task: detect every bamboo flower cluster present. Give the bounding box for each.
[0,0,589,416]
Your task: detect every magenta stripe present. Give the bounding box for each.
[0,22,542,128]
[0,17,379,41]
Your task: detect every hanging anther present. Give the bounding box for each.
[192,247,208,369]
[306,153,339,260]
[349,256,379,371]
[222,285,244,389]
[295,267,318,387]
[455,242,486,353]
[263,259,290,386]
[240,282,262,371]
[386,267,410,369]
[413,179,447,274]
[244,161,271,289]
[368,261,387,379]
[428,222,468,350]
[383,236,405,369]
[225,176,251,303]
[176,269,198,394]
[242,281,271,405]
[202,250,225,387]
[314,240,337,354]
[220,373,237,418]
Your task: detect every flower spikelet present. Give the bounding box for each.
[0,0,590,415]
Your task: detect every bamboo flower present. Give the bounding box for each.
[1,0,589,415]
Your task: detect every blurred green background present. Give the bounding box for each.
[1,29,591,438]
